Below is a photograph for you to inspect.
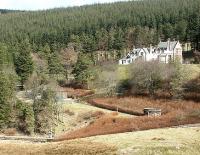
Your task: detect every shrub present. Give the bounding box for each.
[33,88,57,134]
[127,60,188,99]
[129,61,165,97]
[57,79,67,87]
[90,63,119,96]
[184,76,200,92]
[116,79,131,96]
[15,100,35,135]
[194,50,200,63]
[167,59,186,99]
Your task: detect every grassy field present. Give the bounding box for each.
[87,126,200,155]
[1,126,200,155]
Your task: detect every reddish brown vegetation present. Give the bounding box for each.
[56,97,200,141]
[3,128,17,136]
[60,87,94,98]
[76,111,105,123]
[88,98,143,115]
[89,97,200,115]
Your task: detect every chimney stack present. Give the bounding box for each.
[167,38,171,51]
[150,44,153,53]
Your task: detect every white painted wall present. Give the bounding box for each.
[119,41,183,65]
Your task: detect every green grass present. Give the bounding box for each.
[133,145,200,155]
[117,65,129,80]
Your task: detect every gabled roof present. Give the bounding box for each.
[158,41,178,50]
[131,48,150,54]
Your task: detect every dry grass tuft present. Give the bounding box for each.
[65,109,75,116]
[76,111,105,123]
[151,137,165,141]
[0,140,117,155]
[3,128,17,136]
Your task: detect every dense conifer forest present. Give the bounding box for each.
[0,0,200,53]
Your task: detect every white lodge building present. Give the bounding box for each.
[119,39,183,65]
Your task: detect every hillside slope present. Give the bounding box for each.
[0,126,200,155]
[0,0,199,51]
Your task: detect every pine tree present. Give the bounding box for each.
[0,72,15,128]
[72,53,95,86]
[47,53,64,76]
[113,28,125,50]
[14,39,34,85]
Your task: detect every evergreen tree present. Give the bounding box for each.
[0,43,16,128]
[113,28,125,50]
[14,39,34,85]
[0,72,15,128]
[47,53,64,76]
[174,21,187,41]
[0,43,14,69]
[16,100,35,135]
[40,44,51,59]
[72,53,95,86]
